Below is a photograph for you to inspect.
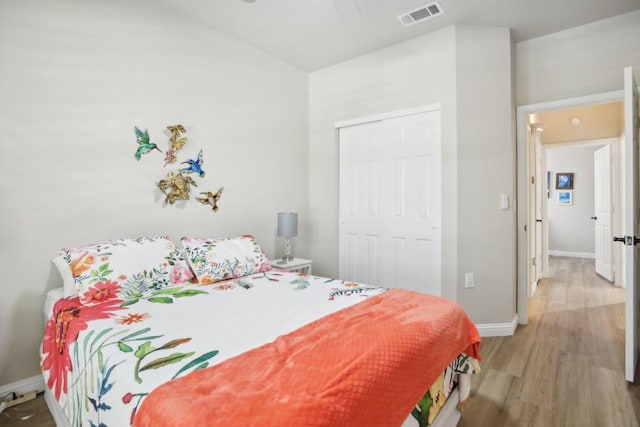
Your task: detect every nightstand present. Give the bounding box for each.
[269,258,313,275]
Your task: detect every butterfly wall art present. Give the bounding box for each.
[164,124,188,166]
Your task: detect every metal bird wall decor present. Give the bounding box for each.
[196,187,224,211]
[133,124,222,212]
[134,127,162,160]
[181,149,205,177]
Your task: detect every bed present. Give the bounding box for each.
[41,235,481,427]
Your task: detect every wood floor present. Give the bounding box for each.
[3,256,639,426]
[0,393,54,427]
[459,256,640,427]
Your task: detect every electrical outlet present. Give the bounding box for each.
[5,391,36,408]
[465,273,475,289]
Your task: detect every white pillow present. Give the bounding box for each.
[180,235,271,285]
[52,236,194,305]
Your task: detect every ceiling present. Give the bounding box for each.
[153,0,640,72]
[152,0,637,141]
[531,102,624,145]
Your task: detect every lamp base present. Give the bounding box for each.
[277,237,294,264]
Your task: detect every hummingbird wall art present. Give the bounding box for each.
[133,123,223,212]
[196,187,224,212]
[134,127,162,160]
[181,149,205,177]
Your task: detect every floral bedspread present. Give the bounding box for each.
[41,271,478,427]
[410,354,480,426]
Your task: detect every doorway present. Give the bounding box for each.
[544,140,619,267]
[516,90,625,325]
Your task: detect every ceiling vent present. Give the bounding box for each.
[398,2,444,27]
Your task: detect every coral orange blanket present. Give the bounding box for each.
[134,289,481,427]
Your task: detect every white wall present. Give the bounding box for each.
[455,26,516,324]
[309,26,458,299]
[309,25,515,324]
[516,10,640,106]
[0,0,308,386]
[546,144,604,256]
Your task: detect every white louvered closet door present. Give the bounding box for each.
[338,110,441,295]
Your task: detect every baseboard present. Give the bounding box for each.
[476,314,518,337]
[0,375,45,397]
[548,250,595,259]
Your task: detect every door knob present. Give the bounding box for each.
[614,236,640,245]
[536,219,542,223]
[591,216,597,220]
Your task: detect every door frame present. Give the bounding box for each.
[516,90,623,325]
[529,128,545,297]
[623,66,639,382]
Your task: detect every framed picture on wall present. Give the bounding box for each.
[555,172,574,189]
[557,190,573,205]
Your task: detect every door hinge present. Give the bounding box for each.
[531,176,535,185]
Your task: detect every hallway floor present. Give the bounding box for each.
[459,256,640,427]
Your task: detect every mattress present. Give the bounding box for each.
[41,272,479,426]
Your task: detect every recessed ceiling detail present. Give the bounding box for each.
[398,2,444,27]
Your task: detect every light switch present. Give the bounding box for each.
[500,194,509,210]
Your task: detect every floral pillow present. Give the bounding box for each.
[181,235,271,285]
[52,236,195,305]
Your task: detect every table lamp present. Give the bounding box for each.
[277,212,298,263]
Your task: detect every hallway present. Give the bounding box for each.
[460,256,640,426]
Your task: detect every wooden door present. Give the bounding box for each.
[534,137,544,285]
[594,144,613,281]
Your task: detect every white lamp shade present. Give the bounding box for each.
[277,212,298,238]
